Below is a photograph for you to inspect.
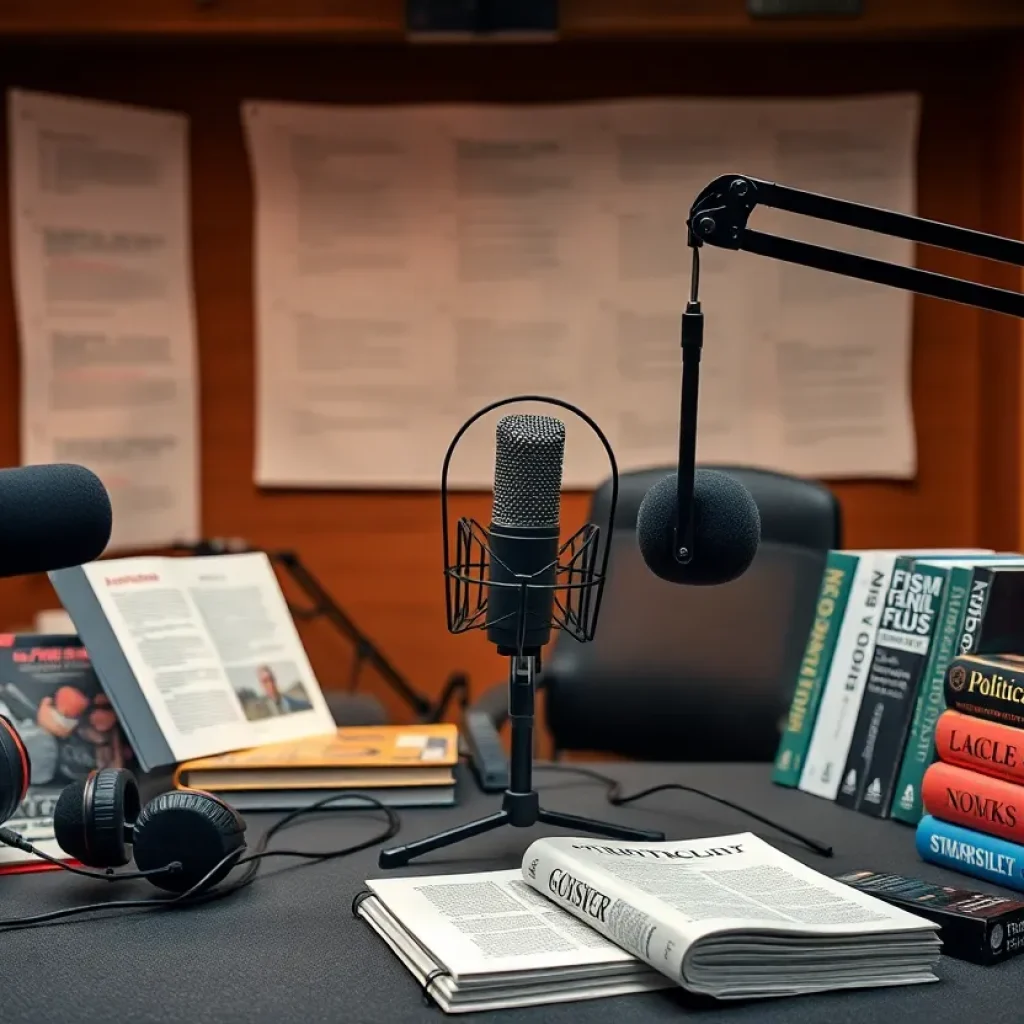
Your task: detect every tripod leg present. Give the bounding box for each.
[537,808,665,842]
[378,810,510,869]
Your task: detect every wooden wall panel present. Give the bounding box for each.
[0,37,1018,723]
[0,0,1022,38]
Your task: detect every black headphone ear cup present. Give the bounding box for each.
[132,790,246,894]
[53,768,139,868]
[0,715,30,824]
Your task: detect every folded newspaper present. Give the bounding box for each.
[358,832,941,1013]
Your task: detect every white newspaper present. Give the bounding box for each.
[360,832,939,1012]
[245,93,919,488]
[49,553,336,769]
[8,89,200,551]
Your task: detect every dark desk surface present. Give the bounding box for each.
[2,762,1017,1023]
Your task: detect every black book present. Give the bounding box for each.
[958,565,1024,656]
[836,560,946,817]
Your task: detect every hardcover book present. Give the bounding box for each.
[944,653,1024,730]
[836,559,947,817]
[921,761,1024,845]
[916,815,1024,904]
[798,551,892,799]
[892,556,1024,825]
[773,551,858,787]
[957,565,1024,656]
[839,862,1024,964]
[933,710,1024,786]
[172,723,458,810]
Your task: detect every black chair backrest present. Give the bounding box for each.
[544,465,841,762]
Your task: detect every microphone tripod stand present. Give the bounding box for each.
[379,394,666,870]
[379,651,662,868]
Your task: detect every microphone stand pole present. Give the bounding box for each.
[379,649,662,869]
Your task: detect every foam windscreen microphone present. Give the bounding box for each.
[637,469,760,585]
[636,283,761,586]
[485,414,566,655]
[0,464,112,578]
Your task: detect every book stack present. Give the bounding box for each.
[172,723,459,810]
[773,550,1024,824]
[916,654,1024,892]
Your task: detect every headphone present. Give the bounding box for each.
[0,713,247,893]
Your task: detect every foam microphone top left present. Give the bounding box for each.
[0,463,112,579]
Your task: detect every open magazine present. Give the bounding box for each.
[358,833,941,1013]
[49,553,337,771]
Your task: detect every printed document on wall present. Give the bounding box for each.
[245,94,920,487]
[9,89,200,549]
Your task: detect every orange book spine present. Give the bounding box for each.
[922,761,1024,843]
[935,710,1024,785]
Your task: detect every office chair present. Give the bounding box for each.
[477,465,841,762]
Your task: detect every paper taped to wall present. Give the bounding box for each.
[243,93,918,488]
[9,88,200,549]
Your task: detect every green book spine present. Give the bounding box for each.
[890,565,971,824]
[772,551,858,786]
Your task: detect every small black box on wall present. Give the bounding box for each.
[748,0,862,15]
[406,0,558,36]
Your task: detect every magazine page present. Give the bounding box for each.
[65,554,335,763]
[0,634,132,857]
[364,868,664,981]
[522,833,937,986]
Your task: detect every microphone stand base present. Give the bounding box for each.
[377,791,664,869]
[377,654,664,870]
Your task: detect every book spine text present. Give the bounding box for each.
[838,561,945,817]
[772,552,857,786]
[944,655,1024,730]
[891,567,970,824]
[916,814,1024,893]
[922,761,1024,844]
[935,710,1024,785]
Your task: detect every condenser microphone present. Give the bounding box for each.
[485,414,566,655]
[636,253,760,586]
[0,463,112,578]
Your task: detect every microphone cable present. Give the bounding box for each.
[0,793,402,933]
[533,763,833,857]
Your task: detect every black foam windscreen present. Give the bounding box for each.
[636,470,761,585]
[491,414,565,528]
[0,464,111,578]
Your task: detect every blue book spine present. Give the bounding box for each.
[917,814,1024,891]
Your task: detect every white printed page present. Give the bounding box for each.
[246,94,920,489]
[526,833,935,951]
[79,555,335,762]
[753,94,919,478]
[9,89,200,550]
[366,868,647,980]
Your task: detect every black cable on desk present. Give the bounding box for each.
[534,763,833,857]
[0,793,402,933]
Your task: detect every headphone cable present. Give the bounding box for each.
[0,793,401,932]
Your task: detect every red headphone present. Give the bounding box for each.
[0,714,246,892]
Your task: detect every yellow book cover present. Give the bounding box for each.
[173,723,457,791]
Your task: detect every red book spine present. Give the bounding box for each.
[934,710,1024,785]
[922,761,1024,843]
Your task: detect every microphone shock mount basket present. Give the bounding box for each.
[378,396,664,868]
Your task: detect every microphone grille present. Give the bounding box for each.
[492,414,566,528]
